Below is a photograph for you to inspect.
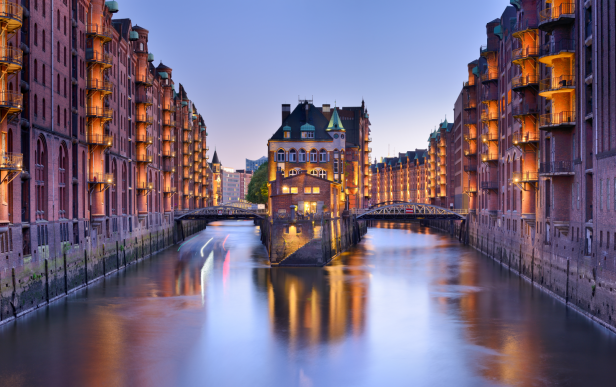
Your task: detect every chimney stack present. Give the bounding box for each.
[282,104,291,123]
[322,104,331,120]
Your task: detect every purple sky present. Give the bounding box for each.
[116,0,511,170]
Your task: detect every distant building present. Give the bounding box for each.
[221,167,253,204]
[246,156,268,172]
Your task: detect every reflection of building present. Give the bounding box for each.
[246,156,267,173]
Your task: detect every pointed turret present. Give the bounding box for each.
[212,150,220,165]
[326,108,345,131]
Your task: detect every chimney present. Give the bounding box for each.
[322,104,331,120]
[282,104,291,123]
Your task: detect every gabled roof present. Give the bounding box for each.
[326,108,345,131]
[269,103,332,141]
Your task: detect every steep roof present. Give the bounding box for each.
[269,103,332,141]
[212,150,220,164]
[326,108,345,131]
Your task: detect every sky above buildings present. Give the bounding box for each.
[117,0,512,169]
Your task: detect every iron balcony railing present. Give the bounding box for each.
[0,1,23,29]
[463,80,476,88]
[86,79,113,93]
[162,150,176,158]
[163,135,176,142]
[86,24,113,41]
[0,152,22,170]
[163,104,176,112]
[512,131,540,145]
[183,134,193,143]
[481,133,498,143]
[86,107,113,119]
[464,147,477,157]
[481,111,498,121]
[135,114,154,124]
[163,119,176,127]
[463,101,477,110]
[540,39,575,57]
[86,133,113,146]
[539,111,576,128]
[0,91,22,110]
[464,165,477,173]
[136,154,153,164]
[85,51,112,66]
[0,46,22,71]
[135,74,154,86]
[135,93,153,105]
[480,68,498,82]
[88,172,114,185]
[135,135,154,145]
[137,182,154,190]
[481,153,499,163]
[512,19,539,35]
[539,3,575,24]
[512,171,539,182]
[539,161,574,174]
[481,181,498,190]
[482,90,498,102]
[464,130,477,141]
[512,74,540,89]
[512,103,540,117]
[539,74,575,93]
[480,44,497,56]
[512,46,539,61]
[163,186,177,194]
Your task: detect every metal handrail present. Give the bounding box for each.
[539,161,574,174]
[512,46,539,61]
[540,39,575,57]
[0,46,22,67]
[539,75,575,92]
[512,103,540,116]
[86,133,113,146]
[0,91,22,109]
[86,79,113,92]
[0,1,23,26]
[481,153,498,162]
[135,74,154,85]
[539,3,575,23]
[163,119,176,127]
[136,154,153,163]
[512,171,538,182]
[512,131,540,144]
[162,150,176,158]
[86,107,113,119]
[0,152,22,170]
[85,24,113,40]
[88,172,114,184]
[135,93,153,104]
[481,181,498,190]
[137,182,154,190]
[539,111,576,127]
[85,51,112,65]
[135,115,153,124]
[512,74,540,89]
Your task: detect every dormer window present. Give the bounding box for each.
[302,132,314,139]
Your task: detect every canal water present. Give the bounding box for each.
[1,221,616,387]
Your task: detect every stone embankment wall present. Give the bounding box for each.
[0,220,207,325]
[261,215,367,266]
[427,218,616,333]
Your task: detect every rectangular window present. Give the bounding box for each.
[284,132,290,139]
[282,186,289,193]
[304,187,311,194]
[290,187,298,194]
[312,187,320,194]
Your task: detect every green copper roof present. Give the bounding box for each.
[158,72,168,79]
[326,108,345,131]
[283,125,291,131]
[510,0,521,10]
[472,66,479,76]
[300,123,315,131]
[440,119,448,130]
[105,1,119,13]
[129,31,139,41]
[494,25,503,40]
[147,53,154,62]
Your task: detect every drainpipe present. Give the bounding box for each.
[51,0,57,256]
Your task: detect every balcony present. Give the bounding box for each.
[481,181,499,191]
[163,135,176,143]
[366,136,372,142]
[86,79,113,94]
[194,135,202,143]
[511,74,540,91]
[512,171,539,183]
[86,107,113,120]
[135,93,153,105]
[512,46,539,64]
[512,131,540,146]
[135,135,154,145]
[463,80,476,88]
[464,165,477,173]
[135,114,154,125]
[539,111,576,130]
[135,74,154,86]
[163,119,176,127]
[136,182,154,194]
[162,150,176,158]
[481,133,498,144]
[0,1,23,32]
[481,152,499,164]
[0,152,22,170]
[539,75,575,98]
[135,154,153,164]
[512,103,539,118]
[0,91,22,113]
[163,104,176,112]
[163,163,176,173]
[481,90,498,103]
[512,20,539,39]
[539,161,574,176]
[0,46,22,73]
[539,39,575,66]
[539,3,575,31]
[463,101,477,110]
[480,68,498,83]
[88,172,114,185]
[464,187,477,196]
[464,148,477,157]
[85,51,113,68]
[86,133,113,147]
[481,111,498,122]
[480,45,497,57]
[183,134,193,143]
[163,186,177,194]
[464,130,477,142]
[85,24,113,42]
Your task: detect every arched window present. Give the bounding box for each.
[289,169,299,176]
[64,46,67,66]
[148,171,153,212]
[42,64,46,85]
[112,160,117,215]
[276,149,285,162]
[34,59,38,81]
[57,74,60,93]
[56,105,60,125]
[64,109,67,128]
[64,16,66,35]
[310,149,317,162]
[299,149,306,162]
[310,169,319,176]
[34,24,38,46]
[319,149,327,162]
[34,95,38,116]
[42,98,46,119]
[289,149,296,162]
[122,162,127,214]
[58,143,68,218]
[56,10,60,29]
[63,77,66,97]
[319,170,327,179]
[42,30,46,51]
[57,41,60,62]
[35,136,48,220]
[140,42,144,51]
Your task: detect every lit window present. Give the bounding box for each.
[304,187,311,194]
[277,149,285,162]
[313,187,320,194]
[319,170,327,179]
[284,132,290,139]
[282,186,289,193]
[291,187,298,194]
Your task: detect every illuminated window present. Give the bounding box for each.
[313,187,320,194]
[291,187,298,194]
[319,170,327,179]
[304,187,311,194]
[282,186,289,193]
[284,132,290,139]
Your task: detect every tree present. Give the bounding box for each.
[246,162,268,204]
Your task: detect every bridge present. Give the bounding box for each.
[352,202,467,220]
[174,205,268,221]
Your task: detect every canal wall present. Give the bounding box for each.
[0,219,207,325]
[261,214,367,266]
[426,218,616,334]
